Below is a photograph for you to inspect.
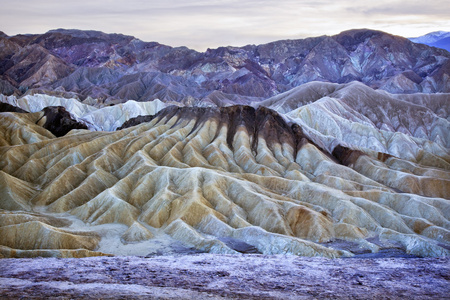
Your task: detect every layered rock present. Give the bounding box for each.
[261,81,450,151]
[0,102,448,258]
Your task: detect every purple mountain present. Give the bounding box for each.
[1,28,449,106]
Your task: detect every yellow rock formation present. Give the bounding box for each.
[0,106,448,258]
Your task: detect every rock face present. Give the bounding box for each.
[38,106,88,137]
[1,28,449,103]
[0,85,448,257]
[0,102,27,113]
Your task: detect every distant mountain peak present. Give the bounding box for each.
[409,31,450,52]
[410,31,450,42]
[46,28,133,39]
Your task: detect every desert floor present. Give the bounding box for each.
[1,253,449,299]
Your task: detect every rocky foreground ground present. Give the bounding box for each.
[0,254,448,299]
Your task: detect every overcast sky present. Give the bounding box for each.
[1,0,449,51]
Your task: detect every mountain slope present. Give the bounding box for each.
[260,81,450,150]
[1,28,449,104]
[0,87,449,258]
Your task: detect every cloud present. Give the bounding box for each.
[356,0,450,16]
[1,0,449,50]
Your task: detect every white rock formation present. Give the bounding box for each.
[0,94,167,131]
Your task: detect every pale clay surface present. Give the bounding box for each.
[0,82,449,259]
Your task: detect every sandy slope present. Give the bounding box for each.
[0,254,448,299]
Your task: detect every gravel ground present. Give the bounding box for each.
[0,254,449,299]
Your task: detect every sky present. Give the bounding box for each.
[1,0,449,51]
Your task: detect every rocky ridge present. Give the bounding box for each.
[0,82,449,258]
[0,94,168,131]
[1,28,449,106]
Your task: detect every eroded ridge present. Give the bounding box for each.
[0,105,449,258]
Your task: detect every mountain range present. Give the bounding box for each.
[0,29,449,259]
[1,28,449,108]
[410,31,450,52]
